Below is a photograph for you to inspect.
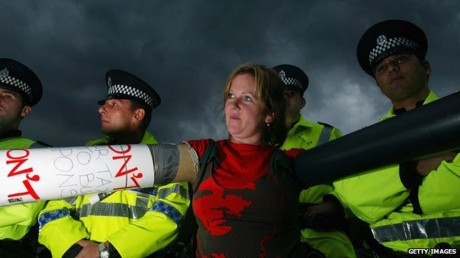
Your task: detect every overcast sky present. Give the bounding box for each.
[2,0,458,147]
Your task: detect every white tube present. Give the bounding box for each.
[0,144,155,206]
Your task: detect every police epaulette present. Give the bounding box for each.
[34,140,53,147]
[317,121,333,128]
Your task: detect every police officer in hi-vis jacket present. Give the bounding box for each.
[38,69,191,258]
[273,64,355,258]
[307,19,460,256]
[0,58,48,258]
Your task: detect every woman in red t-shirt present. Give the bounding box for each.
[168,63,308,257]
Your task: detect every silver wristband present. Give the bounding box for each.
[99,243,110,258]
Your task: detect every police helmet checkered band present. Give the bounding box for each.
[107,83,154,108]
[0,68,32,96]
[368,35,419,67]
[103,69,161,109]
[278,70,304,91]
[356,19,427,76]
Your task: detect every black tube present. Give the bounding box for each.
[294,91,460,186]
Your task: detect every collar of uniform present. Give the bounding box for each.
[393,99,425,115]
[139,131,157,144]
[383,91,438,119]
[0,129,22,140]
[85,131,157,146]
[288,115,316,135]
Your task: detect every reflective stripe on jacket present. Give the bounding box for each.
[370,206,460,250]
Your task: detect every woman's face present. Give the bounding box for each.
[225,73,273,145]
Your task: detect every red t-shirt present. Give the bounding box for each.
[188,139,306,257]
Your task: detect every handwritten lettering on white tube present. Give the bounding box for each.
[0,144,155,206]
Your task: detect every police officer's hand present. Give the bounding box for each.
[416,151,457,176]
[303,200,344,231]
[75,239,99,258]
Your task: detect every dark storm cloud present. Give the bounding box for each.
[1,0,458,146]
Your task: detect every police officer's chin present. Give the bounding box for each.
[101,127,118,137]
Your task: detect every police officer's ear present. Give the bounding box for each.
[421,60,431,76]
[20,105,32,119]
[300,96,306,109]
[133,108,146,124]
[420,60,431,81]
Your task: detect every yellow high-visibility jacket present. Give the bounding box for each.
[38,132,190,257]
[281,115,341,151]
[281,116,356,258]
[333,91,460,251]
[0,135,46,241]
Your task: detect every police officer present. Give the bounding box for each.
[311,19,460,256]
[0,58,47,258]
[273,64,341,150]
[273,64,355,258]
[38,69,191,258]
